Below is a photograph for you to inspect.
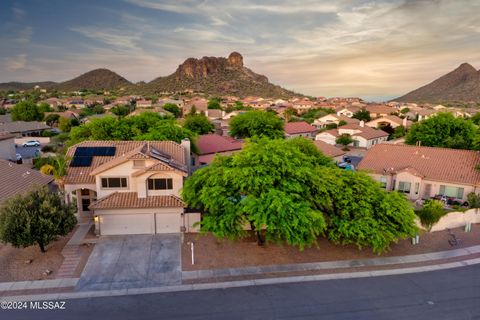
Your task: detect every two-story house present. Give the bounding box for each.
[358,144,480,202]
[64,140,195,235]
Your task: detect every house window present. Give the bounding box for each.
[133,160,145,168]
[101,177,127,189]
[148,178,173,190]
[397,181,411,193]
[80,189,90,196]
[414,182,420,195]
[379,176,387,189]
[439,185,464,199]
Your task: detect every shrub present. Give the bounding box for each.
[415,199,446,231]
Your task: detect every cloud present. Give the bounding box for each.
[70,26,140,50]
[4,54,28,71]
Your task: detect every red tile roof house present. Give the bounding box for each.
[315,122,389,149]
[64,139,200,235]
[284,121,318,139]
[194,134,243,166]
[357,144,480,202]
[313,140,346,163]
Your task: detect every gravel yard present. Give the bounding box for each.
[182,225,480,271]
[0,228,75,282]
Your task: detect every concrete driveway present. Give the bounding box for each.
[76,234,181,291]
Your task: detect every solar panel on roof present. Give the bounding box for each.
[74,146,116,157]
[69,156,93,167]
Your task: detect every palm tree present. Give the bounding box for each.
[40,154,69,190]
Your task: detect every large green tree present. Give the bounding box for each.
[352,108,371,121]
[405,112,477,149]
[316,169,418,252]
[11,101,42,121]
[182,138,331,249]
[183,138,417,253]
[68,112,196,146]
[163,103,182,118]
[0,187,76,253]
[229,110,284,139]
[183,114,214,135]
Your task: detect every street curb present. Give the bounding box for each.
[3,257,480,302]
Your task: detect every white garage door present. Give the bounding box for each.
[100,214,154,235]
[155,213,181,233]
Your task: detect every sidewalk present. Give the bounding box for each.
[182,245,480,282]
[2,244,480,298]
[56,221,93,279]
[4,257,480,302]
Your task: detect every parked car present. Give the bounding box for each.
[432,194,468,207]
[22,140,41,147]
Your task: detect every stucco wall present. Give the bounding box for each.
[430,209,480,232]
[0,138,16,161]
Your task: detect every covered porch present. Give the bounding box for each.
[64,184,97,222]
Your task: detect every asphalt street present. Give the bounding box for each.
[3,264,480,320]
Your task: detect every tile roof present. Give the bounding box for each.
[0,160,54,203]
[365,105,396,115]
[357,144,480,186]
[89,192,184,209]
[0,132,15,141]
[284,121,317,134]
[313,140,346,158]
[339,124,389,140]
[65,140,186,185]
[0,121,50,133]
[197,134,243,155]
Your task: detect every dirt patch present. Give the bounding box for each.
[0,227,77,282]
[182,225,480,271]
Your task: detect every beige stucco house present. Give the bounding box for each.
[312,114,359,129]
[315,122,389,149]
[64,140,199,235]
[366,115,411,129]
[358,144,480,202]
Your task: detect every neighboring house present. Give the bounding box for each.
[357,144,480,202]
[284,121,317,139]
[416,108,437,121]
[212,119,230,137]
[0,159,54,205]
[44,111,80,121]
[0,121,51,137]
[313,140,346,163]
[312,114,359,129]
[365,105,397,118]
[336,106,360,118]
[136,99,152,108]
[292,99,315,112]
[64,140,193,235]
[0,132,16,161]
[315,122,389,149]
[205,109,225,120]
[183,97,208,114]
[194,134,243,166]
[366,115,411,129]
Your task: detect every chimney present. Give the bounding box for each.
[359,120,365,127]
[181,138,191,175]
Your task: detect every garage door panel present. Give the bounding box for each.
[155,213,181,233]
[100,214,154,235]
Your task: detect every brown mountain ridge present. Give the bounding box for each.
[0,52,298,98]
[395,63,480,103]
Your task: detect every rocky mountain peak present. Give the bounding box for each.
[228,52,243,68]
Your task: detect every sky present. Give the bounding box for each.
[1,0,480,101]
